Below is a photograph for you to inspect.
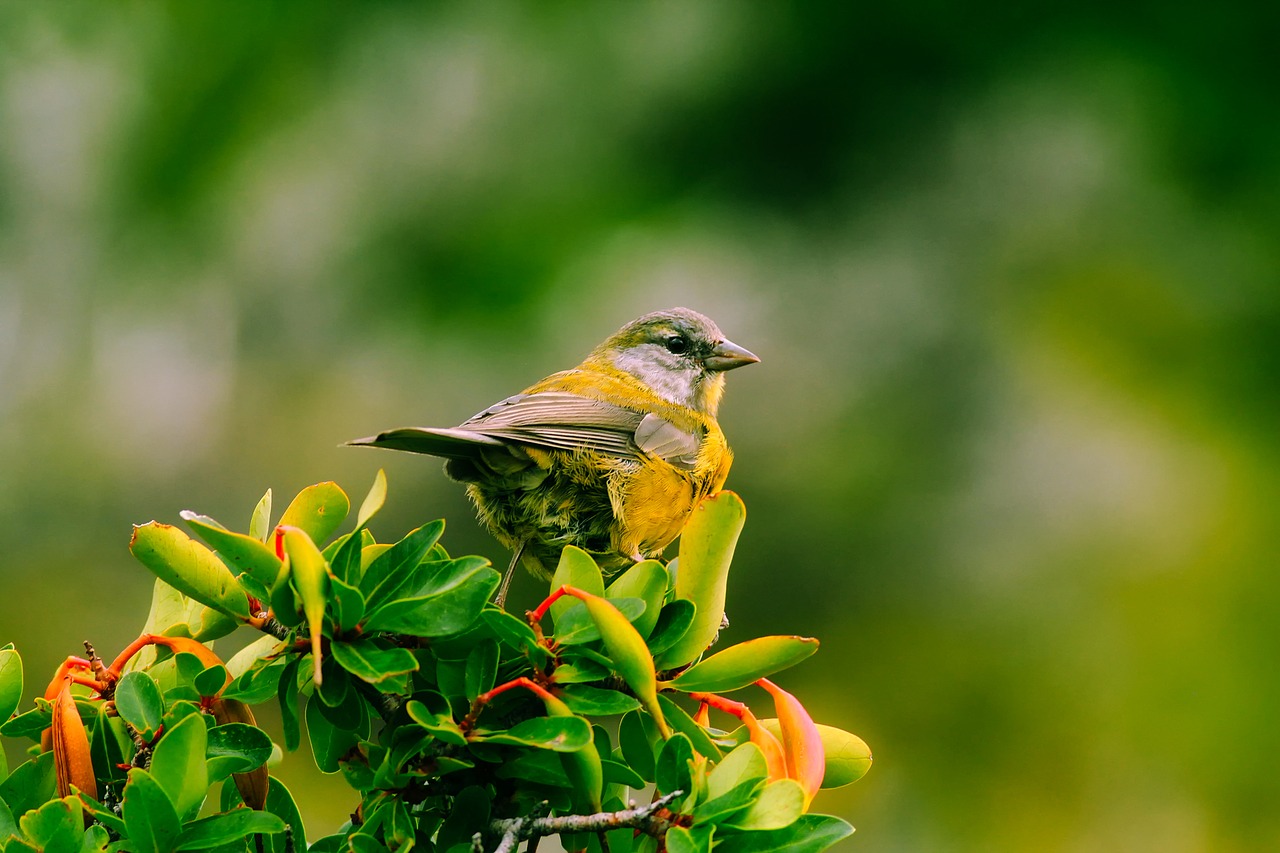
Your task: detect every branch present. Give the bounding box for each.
[477,791,684,853]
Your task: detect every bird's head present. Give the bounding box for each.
[589,307,759,416]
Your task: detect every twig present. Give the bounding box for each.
[480,791,684,852]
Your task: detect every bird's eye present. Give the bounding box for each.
[665,335,690,355]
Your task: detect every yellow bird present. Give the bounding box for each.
[349,307,758,604]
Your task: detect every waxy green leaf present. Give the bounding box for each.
[176,810,286,850]
[553,597,647,645]
[0,648,22,723]
[550,546,604,625]
[473,715,592,752]
[206,722,273,779]
[114,672,164,741]
[666,636,819,693]
[357,468,388,528]
[656,491,745,670]
[362,561,498,637]
[555,684,641,716]
[279,481,349,546]
[606,559,668,638]
[148,711,208,819]
[248,488,273,542]
[576,590,668,737]
[331,640,419,687]
[130,521,250,619]
[713,814,855,853]
[122,768,181,853]
[282,526,329,685]
[724,778,806,831]
[181,511,281,586]
[17,796,83,853]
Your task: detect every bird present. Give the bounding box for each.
[348,307,759,605]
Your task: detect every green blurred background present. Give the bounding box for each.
[3,2,1278,849]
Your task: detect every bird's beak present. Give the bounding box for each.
[703,338,760,372]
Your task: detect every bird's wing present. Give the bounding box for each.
[346,426,505,459]
[459,392,645,459]
[349,392,701,468]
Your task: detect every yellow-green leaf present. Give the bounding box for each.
[656,491,745,670]
[130,522,250,619]
[279,482,349,546]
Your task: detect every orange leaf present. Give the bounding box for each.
[758,678,825,807]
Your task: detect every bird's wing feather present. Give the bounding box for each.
[351,392,702,466]
[347,427,504,459]
[634,413,701,471]
[462,392,645,459]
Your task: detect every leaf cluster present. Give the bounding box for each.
[0,474,870,852]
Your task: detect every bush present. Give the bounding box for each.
[0,473,871,852]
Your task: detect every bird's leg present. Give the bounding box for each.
[493,541,526,610]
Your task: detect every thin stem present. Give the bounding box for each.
[483,791,685,852]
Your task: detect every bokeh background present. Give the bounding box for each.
[3,2,1278,850]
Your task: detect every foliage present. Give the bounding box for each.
[0,475,870,852]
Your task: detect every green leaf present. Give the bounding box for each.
[666,824,713,853]
[176,810,286,850]
[122,768,182,853]
[75,792,128,839]
[606,559,669,638]
[666,636,819,693]
[405,697,468,747]
[264,776,308,853]
[646,600,696,657]
[481,608,549,663]
[0,648,22,723]
[130,522,251,619]
[577,592,667,736]
[553,597,647,645]
[548,655,610,684]
[707,742,768,801]
[248,488,273,542]
[435,785,490,853]
[193,664,229,698]
[89,707,130,787]
[278,481,350,546]
[554,684,641,716]
[600,758,646,788]
[358,520,445,607]
[327,574,366,634]
[473,715,592,752]
[0,753,54,816]
[305,697,359,773]
[656,733,694,798]
[180,511,281,586]
[282,526,329,685]
[465,640,499,703]
[362,564,499,637]
[656,694,723,761]
[114,672,165,741]
[550,546,604,625]
[17,796,83,853]
[356,469,388,528]
[330,640,419,687]
[206,722,273,779]
[712,814,855,853]
[136,579,238,647]
[694,776,763,826]
[723,778,805,831]
[618,710,660,784]
[225,634,283,681]
[655,491,745,670]
[148,711,208,819]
